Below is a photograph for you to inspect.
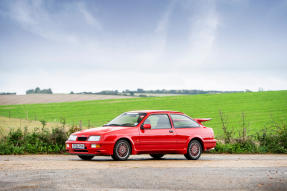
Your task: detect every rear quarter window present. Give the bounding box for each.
[171,114,200,128]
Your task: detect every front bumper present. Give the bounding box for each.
[65,141,114,155]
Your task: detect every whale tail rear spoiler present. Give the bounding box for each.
[194,118,212,125]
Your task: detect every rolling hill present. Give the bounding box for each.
[0,90,286,137]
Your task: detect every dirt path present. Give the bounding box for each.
[0,154,287,190]
[0,94,133,105]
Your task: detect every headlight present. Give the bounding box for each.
[88,136,101,141]
[68,135,77,141]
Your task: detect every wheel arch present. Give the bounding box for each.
[114,137,136,155]
[187,137,204,152]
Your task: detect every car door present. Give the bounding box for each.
[138,114,176,151]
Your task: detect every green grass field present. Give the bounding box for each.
[0,90,286,137]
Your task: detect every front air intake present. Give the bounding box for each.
[77,137,87,141]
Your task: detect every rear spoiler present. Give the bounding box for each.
[193,118,212,125]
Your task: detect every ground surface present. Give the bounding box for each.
[0,154,286,191]
[0,94,133,105]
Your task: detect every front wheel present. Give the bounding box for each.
[184,140,202,160]
[78,155,94,160]
[112,140,131,161]
[150,154,165,159]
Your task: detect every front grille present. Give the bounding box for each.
[77,137,87,141]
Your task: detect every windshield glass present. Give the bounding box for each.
[104,112,146,127]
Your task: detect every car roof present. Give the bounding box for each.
[127,110,183,114]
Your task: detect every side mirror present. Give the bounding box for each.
[141,124,151,130]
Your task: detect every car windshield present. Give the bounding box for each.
[104,112,146,127]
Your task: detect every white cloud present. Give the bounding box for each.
[4,0,101,44]
[155,0,175,34]
[78,2,102,30]
[3,0,219,71]
[176,0,219,68]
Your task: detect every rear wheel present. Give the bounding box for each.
[78,155,94,160]
[150,154,165,159]
[184,140,202,160]
[112,140,131,161]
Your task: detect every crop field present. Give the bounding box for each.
[0,90,286,137]
[0,116,71,137]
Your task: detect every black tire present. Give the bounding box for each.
[112,140,131,161]
[150,154,165,159]
[78,155,94,160]
[184,140,202,160]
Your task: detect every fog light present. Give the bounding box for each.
[66,144,70,148]
[91,144,100,148]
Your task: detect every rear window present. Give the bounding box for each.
[171,114,200,128]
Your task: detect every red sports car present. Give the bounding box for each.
[65,110,216,161]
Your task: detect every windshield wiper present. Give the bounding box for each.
[103,124,122,126]
[119,123,135,127]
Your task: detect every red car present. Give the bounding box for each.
[65,110,216,161]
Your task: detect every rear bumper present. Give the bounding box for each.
[203,139,217,151]
[65,141,114,156]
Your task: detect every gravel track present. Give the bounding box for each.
[0,94,133,105]
[0,154,286,191]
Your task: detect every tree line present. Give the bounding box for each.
[26,87,53,94]
[0,92,16,95]
[2,88,251,96]
[74,88,247,96]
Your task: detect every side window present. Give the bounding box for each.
[143,114,171,129]
[171,114,200,128]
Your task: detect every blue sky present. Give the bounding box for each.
[0,0,287,94]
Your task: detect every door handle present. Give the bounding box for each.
[169,129,173,133]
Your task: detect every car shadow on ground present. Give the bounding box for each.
[70,156,198,162]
